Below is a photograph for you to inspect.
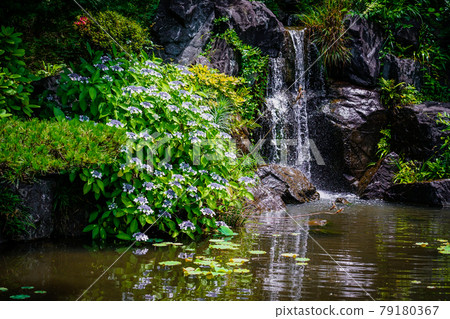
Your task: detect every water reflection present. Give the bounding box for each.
[0,195,449,301]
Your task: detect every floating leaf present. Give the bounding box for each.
[226,262,244,267]
[218,226,234,236]
[34,291,47,294]
[158,261,182,266]
[10,295,30,300]
[427,286,436,289]
[281,253,297,258]
[411,280,421,284]
[209,239,226,243]
[272,234,281,237]
[295,257,310,262]
[248,250,266,255]
[229,258,249,264]
[415,242,428,247]
[194,259,220,267]
[209,244,238,250]
[153,242,170,247]
[438,244,450,254]
[233,268,250,274]
[290,233,301,236]
[0,287,8,292]
[437,239,448,243]
[171,243,183,246]
[296,262,308,266]
[21,286,34,290]
[183,267,203,276]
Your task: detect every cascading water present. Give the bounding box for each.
[262,29,311,178]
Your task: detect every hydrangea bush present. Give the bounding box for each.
[56,51,257,240]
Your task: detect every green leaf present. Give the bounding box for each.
[83,224,96,232]
[130,219,138,233]
[53,107,65,122]
[116,232,132,241]
[89,87,97,100]
[83,182,92,194]
[218,226,234,236]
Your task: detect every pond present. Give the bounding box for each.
[0,192,449,301]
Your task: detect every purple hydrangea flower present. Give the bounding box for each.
[134,196,148,205]
[133,232,148,242]
[179,220,195,231]
[79,115,90,122]
[201,208,215,217]
[138,204,153,215]
[128,106,142,114]
[143,182,156,190]
[140,102,153,109]
[208,183,226,190]
[91,170,102,179]
[123,183,135,194]
[107,119,125,128]
[165,189,177,199]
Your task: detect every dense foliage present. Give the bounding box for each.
[379,78,421,109]
[394,113,450,183]
[54,50,257,240]
[74,11,152,54]
[0,185,33,237]
[0,117,125,182]
[0,26,39,118]
[298,0,352,70]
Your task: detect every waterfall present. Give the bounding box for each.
[262,29,311,178]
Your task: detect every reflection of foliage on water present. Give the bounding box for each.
[97,230,258,301]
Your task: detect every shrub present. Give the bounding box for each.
[298,0,352,71]
[379,78,421,109]
[55,50,257,240]
[74,11,151,54]
[0,185,34,237]
[0,26,39,117]
[0,117,126,182]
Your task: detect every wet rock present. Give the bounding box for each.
[386,179,450,208]
[249,184,287,212]
[343,15,383,87]
[152,0,284,64]
[256,164,320,204]
[359,152,399,200]
[320,83,387,181]
[207,37,240,76]
[13,179,55,241]
[382,54,422,89]
[390,102,450,160]
[215,0,285,57]
[394,19,420,50]
[152,0,215,63]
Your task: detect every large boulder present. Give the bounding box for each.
[255,164,320,204]
[390,102,450,160]
[317,84,387,183]
[386,179,450,208]
[215,0,285,57]
[207,37,240,76]
[382,54,422,89]
[152,0,215,64]
[151,0,284,65]
[249,184,287,212]
[359,152,399,200]
[343,16,383,87]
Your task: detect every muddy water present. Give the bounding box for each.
[0,192,449,301]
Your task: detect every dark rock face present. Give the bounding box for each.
[343,16,383,87]
[319,84,387,182]
[382,54,422,89]
[359,152,399,200]
[386,179,450,207]
[207,38,240,76]
[152,0,215,64]
[13,179,55,241]
[394,20,420,50]
[152,0,284,65]
[256,164,320,204]
[249,184,287,212]
[390,102,450,160]
[215,0,284,57]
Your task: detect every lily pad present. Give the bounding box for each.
[226,262,244,267]
[229,258,249,264]
[290,233,301,236]
[437,239,448,243]
[233,268,250,274]
[10,295,30,300]
[415,242,428,247]
[183,267,203,276]
[295,257,310,262]
[0,287,8,292]
[209,244,238,250]
[21,286,34,290]
[158,261,182,266]
[281,253,297,258]
[411,280,421,284]
[296,262,308,266]
[248,250,266,255]
[194,259,220,267]
[438,244,450,254]
[153,242,171,247]
[34,291,47,294]
[272,234,281,237]
[171,243,183,246]
[209,239,225,243]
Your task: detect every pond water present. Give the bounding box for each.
[1,192,449,301]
